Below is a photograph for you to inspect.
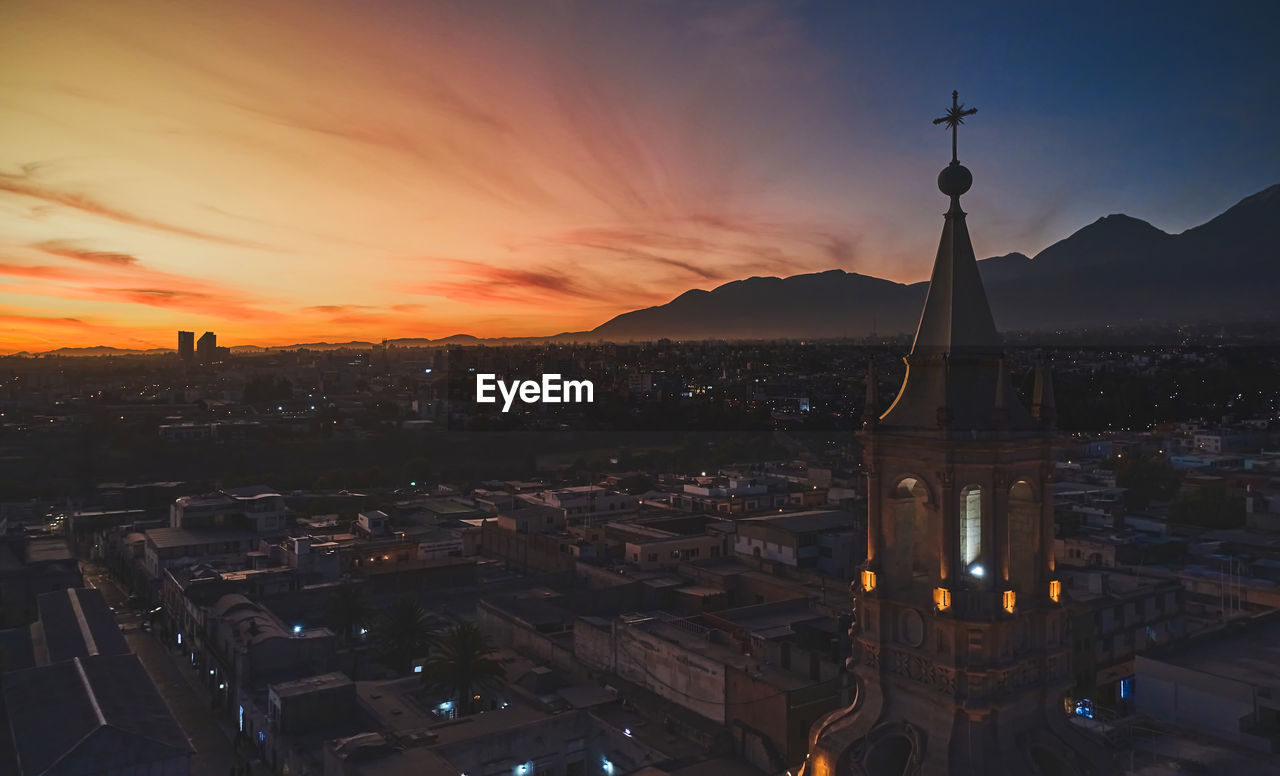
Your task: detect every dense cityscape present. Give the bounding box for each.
[1,326,1279,775]
[4,2,1279,775]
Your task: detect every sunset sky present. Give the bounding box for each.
[2,0,1277,353]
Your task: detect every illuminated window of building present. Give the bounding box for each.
[960,486,982,567]
[933,586,951,611]
[1049,579,1062,603]
[1002,590,1016,613]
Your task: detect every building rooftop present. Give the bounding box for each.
[327,735,460,776]
[24,536,75,564]
[707,600,822,637]
[1144,612,1280,691]
[738,509,854,535]
[145,526,258,549]
[2,654,191,775]
[271,671,353,699]
[483,596,574,631]
[0,626,36,672]
[174,485,282,510]
[224,484,283,499]
[36,587,130,664]
[1059,568,1179,604]
[627,614,813,691]
[417,498,481,516]
[355,676,550,742]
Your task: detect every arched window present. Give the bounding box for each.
[960,485,982,570]
[1009,480,1037,592]
[890,477,931,581]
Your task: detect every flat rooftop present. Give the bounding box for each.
[145,526,258,549]
[418,498,481,515]
[356,676,549,742]
[1060,568,1178,603]
[629,616,812,691]
[24,536,75,563]
[272,671,353,698]
[738,509,854,534]
[1147,613,1280,691]
[708,600,822,634]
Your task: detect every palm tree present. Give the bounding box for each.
[419,622,506,716]
[371,597,436,674]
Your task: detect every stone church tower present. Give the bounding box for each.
[805,94,1112,776]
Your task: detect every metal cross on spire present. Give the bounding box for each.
[933,90,977,163]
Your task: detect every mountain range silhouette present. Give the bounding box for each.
[22,183,1279,355]
[587,183,1280,341]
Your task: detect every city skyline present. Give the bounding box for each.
[2,0,1278,354]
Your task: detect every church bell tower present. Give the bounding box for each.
[805,93,1111,776]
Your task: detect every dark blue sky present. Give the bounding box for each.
[801,0,1279,242]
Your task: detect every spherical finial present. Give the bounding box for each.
[938,160,972,197]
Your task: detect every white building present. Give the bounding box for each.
[522,487,638,519]
[171,486,287,533]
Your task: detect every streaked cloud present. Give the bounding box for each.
[0,0,1274,352]
[34,240,139,265]
[0,167,268,249]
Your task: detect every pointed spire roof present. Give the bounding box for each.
[909,194,1001,357]
[877,92,1037,435]
[992,356,1009,428]
[863,358,880,426]
[1032,363,1057,426]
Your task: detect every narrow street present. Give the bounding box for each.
[126,631,237,776]
[82,561,239,776]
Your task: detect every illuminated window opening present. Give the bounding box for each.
[1049,579,1062,603]
[933,587,951,611]
[961,486,982,567]
[861,569,877,592]
[1002,589,1016,613]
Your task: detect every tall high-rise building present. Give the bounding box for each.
[805,95,1110,775]
[196,331,216,362]
[177,330,194,361]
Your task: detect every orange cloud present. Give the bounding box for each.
[0,263,82,279]
[0,167,269,249]
[0,0,959,353]
[34,240,139,265]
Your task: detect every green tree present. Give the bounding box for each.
[371,598,436,674]
[419,622,506,716]
[1171,483,1245,529]
[616,473,654,495]
[1114,454,1181,510]
[400,456,431,486]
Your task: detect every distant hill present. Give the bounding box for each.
[586,270,923,341]
[16,183,1278,356]
[584,183,1280,341]
[34,346,175,357]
